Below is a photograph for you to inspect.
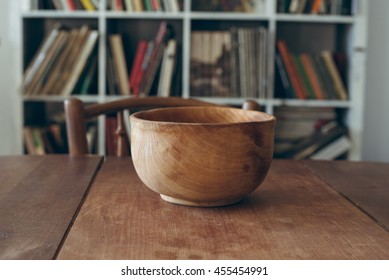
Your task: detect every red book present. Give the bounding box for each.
[138,21,168,96]
[67,0,76,10]
[116,0,123,11]
[276,40,306,99]
[133,41,154,96]
[129,40,148,96]
[151,0,160,11]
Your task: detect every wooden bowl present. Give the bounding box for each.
[130,107,276,207]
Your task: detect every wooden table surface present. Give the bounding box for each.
[0,155,103,260]
[304,160,389,231]
[57,158,389,260]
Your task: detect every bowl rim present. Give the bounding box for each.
[130,106,276,126]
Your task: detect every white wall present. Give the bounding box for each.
[0,1,22,155]
[362,0,389,162]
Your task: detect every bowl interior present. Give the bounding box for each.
[132,106,275,124]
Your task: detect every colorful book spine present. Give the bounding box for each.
[300,53,326,100]
[129,40,148,96]
[276,40,306,99]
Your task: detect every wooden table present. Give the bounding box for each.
[0,155,102,259]
[57,157,389,260]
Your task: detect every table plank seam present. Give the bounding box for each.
[53,157,104,260]
[302,162,389,232]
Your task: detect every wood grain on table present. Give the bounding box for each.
[57,158,389,260]
[0,155,102,259]
[304,160,389,231]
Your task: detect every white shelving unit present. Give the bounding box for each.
[20,0,368,159]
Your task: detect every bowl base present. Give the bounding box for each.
[160,194,243,207]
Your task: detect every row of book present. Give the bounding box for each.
[34,0,100,10]
[190,27,268,98]
[274,106,351,160]
[277,0,356,15]
[108,0,181,12]
[107,21,178,97]
[275,40,348,100]
[192,0,263,13]
[21,24,98,96]
[23,124,68,155]
[28,0,181,11]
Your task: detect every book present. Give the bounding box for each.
[221,31,232,97]
[139,42,165,96]
[144,0,152,11]
[310,135,351,160]
[297,0,308,14]
[321,50,348,100]
[275,52,295,98]
[66,0,76,10]
[124,0,133,11]
[276,40,306,99]
[209,31,230,97]
[48,26,90,95]
[109,34,131,95]
[299,53,326,100]
[106,44,119,95]
[310,0,322,14]
[27,29,70,96]
[274,106,336,143]
[76,52,98,94]
[80,0,96,10]
[256,27,267,98]
[138,21,170,96]
[238,28,248,98]
[190,31,204,97]
[23,127,46,155]
[133,0,144,11]
[230,27,240,97]
[288,0,300,13]
[169,0,179,12]
[61,29,98,96]
[157,39,177,97]
[312,53,338,99]
[50,27,81,94]
[129,40,148,96]
[293,54,316,99]
[275,120,348,159]
[21,24,62,95]
[134,41,154,96]
[292,122,349,160]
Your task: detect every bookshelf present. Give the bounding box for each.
[19,0,368,159]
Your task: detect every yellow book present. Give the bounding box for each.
[80,0,96,11]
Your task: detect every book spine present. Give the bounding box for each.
[61,30,98,96]
[294,54,316,99]
[321,50,348,100]
[300,53,326,100]
[129,40,148,96]
[312,54,337,99]
[276,40,306,99]
[21,25,61,95]
[109,34,131,95]
[80,0,96,10]
[139,43,165,96]
[275,53,295,98]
